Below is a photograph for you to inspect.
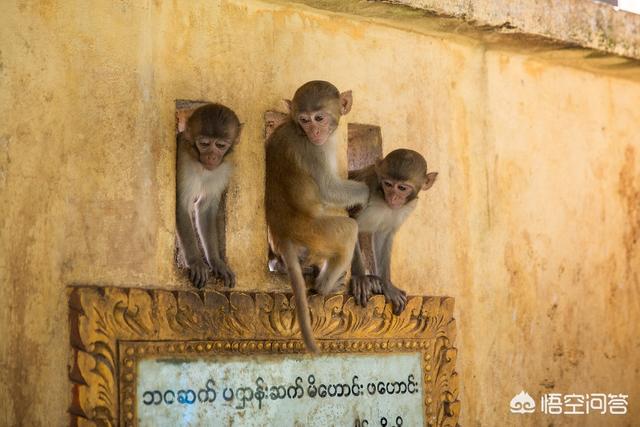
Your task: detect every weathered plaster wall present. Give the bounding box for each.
[0,0,639,425]
[385,0,640,60]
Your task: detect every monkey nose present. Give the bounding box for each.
[388,194,403,207]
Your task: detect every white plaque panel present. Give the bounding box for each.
[137,353,424,426]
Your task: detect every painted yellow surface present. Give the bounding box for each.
[0,0,639,425]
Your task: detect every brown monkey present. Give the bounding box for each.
[265,81,369,352]
[176,103,241,289]
[349,149,437,314]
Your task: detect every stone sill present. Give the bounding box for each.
[268,0,640,83]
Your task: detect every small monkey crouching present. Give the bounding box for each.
[349,149,437,314]
[176,103,241,289]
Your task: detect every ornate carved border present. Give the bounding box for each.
[68,286,460,426]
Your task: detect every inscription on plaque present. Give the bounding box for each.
[137,353,424,426]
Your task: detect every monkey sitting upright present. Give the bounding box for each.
[176,103,241,289]
[349,149,437,314]
[265,81,370,352]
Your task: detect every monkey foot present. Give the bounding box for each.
[188,260,210,289]
[382,281,408,315]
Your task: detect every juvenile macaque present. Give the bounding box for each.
[265,81,369,352]
[349,149,437,314]
[176,103,241,289]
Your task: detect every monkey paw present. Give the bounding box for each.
[212,260,236,288]
[350,275,376,307]
[382,281,408,315]
[188,259,210,289]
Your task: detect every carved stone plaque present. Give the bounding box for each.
[68,286,459,426]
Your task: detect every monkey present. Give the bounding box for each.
[265,81,370,352]
[348,149,437,315]
[176,103,241,289]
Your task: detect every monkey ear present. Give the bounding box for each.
[264,111,288,140]
[283,99,293,114]
[235,123,244,143]
[339,90,353,115]
[422,172,438,191]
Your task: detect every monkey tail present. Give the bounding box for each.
[282,243,320,353]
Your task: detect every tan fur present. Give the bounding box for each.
[265,82,368,352]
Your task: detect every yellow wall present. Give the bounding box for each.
[1,0,639,425]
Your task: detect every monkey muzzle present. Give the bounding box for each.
[306,126,328,145]
[385,192,407,209]
[200,153,222,170]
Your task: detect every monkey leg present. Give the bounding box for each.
[310,216,358,295]
[269,249,318,277]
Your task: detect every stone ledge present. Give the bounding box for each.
[270,0,640,82]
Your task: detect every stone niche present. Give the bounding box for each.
[68,286,459,426]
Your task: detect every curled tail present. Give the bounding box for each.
[282,244,319,353]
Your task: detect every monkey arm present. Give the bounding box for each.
[350,238,385,307]
[197,198,222,263]
[373,231,393,282]
[176,197,203,265]
[348,165,376,182]
[176,142,205,264]
[373,230,407,314]
[197,198,235,288]
[316,173,370,208]
[351,239,367,276]
[176,140,211,289]
[216,195,226,261]
[350,239,373,307]
[176,197,210,288]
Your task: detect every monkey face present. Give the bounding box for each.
[297,111,336,145]
[380,178,415,209]
[196,136,232,170]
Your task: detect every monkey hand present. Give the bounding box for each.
[211,259,236,288]
[382,280,408,315]
[347,204,363,218]
[350,274,380,307]
[188,259,210,289]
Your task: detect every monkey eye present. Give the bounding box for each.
[382,180,393,188]
[215,142,229,150]
[299,116,311,124]
[314,114,324,122]
[398,185,409,192]
[196,137,212,146]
